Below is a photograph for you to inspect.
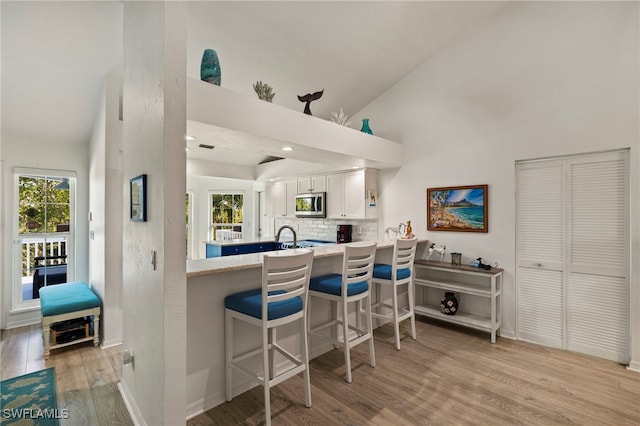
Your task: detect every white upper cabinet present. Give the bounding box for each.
[297,175,326,194]
[269,179,298,217]
[326,169,377,219]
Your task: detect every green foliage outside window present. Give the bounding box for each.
[211,193,244,239]
[18,175,71,278]
[18,176,70,234]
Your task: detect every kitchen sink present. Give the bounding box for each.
[279,239,335,249]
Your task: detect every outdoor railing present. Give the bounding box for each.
[216,229,243,241]
[20,235,68,279]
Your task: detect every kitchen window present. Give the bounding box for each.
[210,192,244,241]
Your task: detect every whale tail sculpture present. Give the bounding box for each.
[297,89,324,115]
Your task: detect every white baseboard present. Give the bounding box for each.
[118,380,147,426]
[627,360,640,373]
[101,339,122,349]
[5,317,40,329]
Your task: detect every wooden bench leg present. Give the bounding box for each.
[93,309,100,347]
[42,317,52,359]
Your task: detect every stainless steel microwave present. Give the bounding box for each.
[295,192,326,218]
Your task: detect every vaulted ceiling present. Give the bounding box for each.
[1,1,504,167]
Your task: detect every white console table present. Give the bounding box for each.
[413,260,503,343]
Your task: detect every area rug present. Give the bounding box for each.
[1,368,63,425]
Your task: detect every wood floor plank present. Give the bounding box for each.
[1,325,131,426]
[4,318,640,425]
[192,318,640,425]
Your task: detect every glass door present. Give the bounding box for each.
[14,172,74,308]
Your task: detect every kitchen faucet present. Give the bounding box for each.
[275,225,297,249]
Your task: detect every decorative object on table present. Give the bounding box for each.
[297,89,324,115]
[130,174,147,222]
[253,80,275,102]
[404,220,414,239]
[0,367,62,425]
[440,291,459,315]
[200,48,221,86]
[472,257,493,270]
[451,252,462,266]
[330,108,352,127]
[428,243,446,261]
[427,184,488,232]
[360,118,373,134]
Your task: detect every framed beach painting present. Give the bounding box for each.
[427,185,488,232]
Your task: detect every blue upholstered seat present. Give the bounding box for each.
[372,264,411,281]
[39,281,101,316]
[310,274,368,296]
[224,288,303,320]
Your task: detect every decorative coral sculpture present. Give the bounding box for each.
[253,81,275,102]
[330,108,352,127]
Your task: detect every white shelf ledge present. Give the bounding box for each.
[415,305,498,332]
[186,78,404,178]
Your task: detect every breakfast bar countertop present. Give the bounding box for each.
[187,238,428,278]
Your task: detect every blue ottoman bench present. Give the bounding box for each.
[39,281,101,358]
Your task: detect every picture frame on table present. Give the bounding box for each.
[427,184,487,232]
[130,174,147,222]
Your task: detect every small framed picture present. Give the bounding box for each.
[427,184,488,232]
[130,174,147,222]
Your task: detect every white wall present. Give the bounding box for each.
[356,1,639,365]
[120,3,186,424]
[88,66,123,348]
[1,133,90,328]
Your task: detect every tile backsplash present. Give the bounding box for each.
[274,218,378,242]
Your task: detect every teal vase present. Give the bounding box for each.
[201,49,221,86]
[360,118,373,135]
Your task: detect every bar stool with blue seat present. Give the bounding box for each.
[308,241,377,383]
[224,249,314,426]
[370,237,418,351]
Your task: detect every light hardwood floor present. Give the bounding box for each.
[0,324,132,426]
[189,317,640,426]
[3,319,639,425]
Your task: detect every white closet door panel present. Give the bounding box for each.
[567,273,629,362]
[516,162,564,271]
[569,156,629,276]
[567,151,629,362]
[516,266,563,348]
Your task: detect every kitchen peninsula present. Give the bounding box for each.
[185,238,429,418]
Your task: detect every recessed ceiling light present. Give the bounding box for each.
[185,146,190,152]
[352,166,359,169]
[186,135,196,141]
[281,146,293,152]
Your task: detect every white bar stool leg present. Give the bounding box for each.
[262,325,271,426]
[392,283,401,350]
[342,298,352,383]
[225,310,233,401]
[408,279,417,340]
[366,292,376,368]
[301,313,312,407]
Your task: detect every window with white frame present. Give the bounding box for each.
[13,169,75,309]
[210,192,244,241]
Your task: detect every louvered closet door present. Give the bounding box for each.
[516,159,565,348]
[566,151,629,363]
[516,150,630,363]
